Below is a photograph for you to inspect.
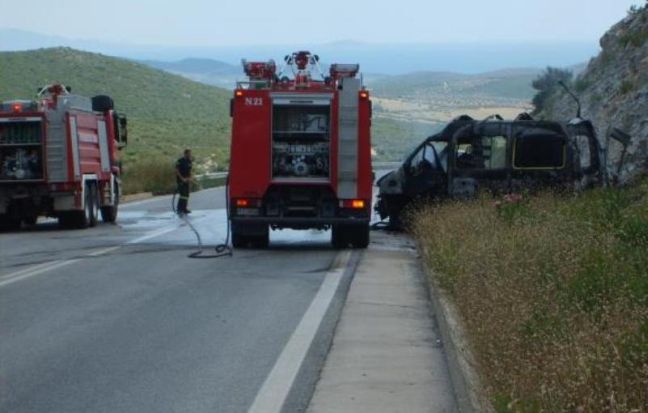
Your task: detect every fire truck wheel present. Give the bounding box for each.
[254,227,270,248]
[70,182,96,229]
[101,205,118,223]
[23,216,38,226]
[88,183,100,227]
[101,182,119,223]
[232,224,269,248]
[331,224,349,249]
[57,213,73,228]
[231,232,247,248]
[351,223,370,248]
[0,214,22,231]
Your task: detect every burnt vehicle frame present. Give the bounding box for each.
[375,114,604,225]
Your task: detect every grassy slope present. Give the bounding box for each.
[368,69,538,100]
[413,182,648,412]
[371,117,441,161]
[0,47,231,178]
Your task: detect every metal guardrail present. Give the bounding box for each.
[196,172,229,180]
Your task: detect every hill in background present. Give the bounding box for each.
[366,68,539,126]
[0,47,232,172]
[141,58,240,88]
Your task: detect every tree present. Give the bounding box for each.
[531,67,573,115]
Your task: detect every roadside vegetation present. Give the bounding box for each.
[413,180,648,412]
[122,158,225,195]
[530,67,573,115]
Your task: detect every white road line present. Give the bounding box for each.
[247,250,353,413]
[126,225,179,244]
[0,261,58,280]
[0,221,187,288]
[87,246,121,257]
[0,259,81,288]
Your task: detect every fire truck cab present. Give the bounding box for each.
[228,51,372,248]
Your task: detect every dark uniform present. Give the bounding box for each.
[176,156,192,214]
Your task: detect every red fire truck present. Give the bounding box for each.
[228,51,372,248]
[0,84,127,230]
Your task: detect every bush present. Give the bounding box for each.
[531,67,573,115]
[413,181,648,412]
[619,80,636,95]
[121,157,176,195]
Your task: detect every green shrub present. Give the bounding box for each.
[413,180,648,412]
[122,157,176,195]
[619,80,636,95]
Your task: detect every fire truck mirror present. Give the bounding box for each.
[230,98,234,118]
[117,115,128,147]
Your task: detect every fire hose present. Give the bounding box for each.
[171,178,233,259]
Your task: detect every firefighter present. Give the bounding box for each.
[175,149,193,215]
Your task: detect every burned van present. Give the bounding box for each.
[375,114,604,225]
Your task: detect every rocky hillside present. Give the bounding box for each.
[541,5,648,182]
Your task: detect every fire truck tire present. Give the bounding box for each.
[67,182,97,229]
[331,224,350,248]
[101,182,119,223]
[351,223,370,248]
[23,216,38,226]
[88,183,100,227]
[231,224,269,248]
[231,232,246,248]
[91,95,114,112]
[332,223,370,248]
[255,228,270,248]
[0,214,21,231]
[57,213,74,228]
[101,205,118,223]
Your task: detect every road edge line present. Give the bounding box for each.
[247,249,361,413]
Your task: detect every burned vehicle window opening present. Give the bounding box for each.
[513,130,566,169]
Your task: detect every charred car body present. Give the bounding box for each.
[375,114,604,225]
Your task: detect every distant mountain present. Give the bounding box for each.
[0,28,599,75]
[140,58,240,88]
[143,58,239,75]
[0,47,232,168]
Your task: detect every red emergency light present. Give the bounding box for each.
[12,103,22,113]
[243,60,277,81]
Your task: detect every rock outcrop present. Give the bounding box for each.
[542,5,648,182]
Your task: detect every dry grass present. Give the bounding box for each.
[121,158,226,195]
[121,157,176,195]
[413,181,648,412]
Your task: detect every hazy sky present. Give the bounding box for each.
[1,0,643,46]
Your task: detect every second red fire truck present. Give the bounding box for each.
[0,84,127,230]
[228,51,373,248]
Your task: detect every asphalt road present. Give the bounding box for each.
[0,187,352,413]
